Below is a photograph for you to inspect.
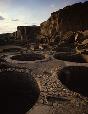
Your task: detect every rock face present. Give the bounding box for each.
[40,11,60,44]
[9,1,88,48]
[74,30,88,53]
[40,1,88,44]
[16,26,40,43]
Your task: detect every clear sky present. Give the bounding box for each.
[0,0,86,33]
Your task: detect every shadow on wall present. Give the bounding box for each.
[0,68,40,114]
[58,66,88,97]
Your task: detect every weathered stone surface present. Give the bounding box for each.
[40,1,88,45]
[40,11,60,44]
[75,31,88,53]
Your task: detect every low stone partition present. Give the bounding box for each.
[58,66,88,97]
[0,65,40,114]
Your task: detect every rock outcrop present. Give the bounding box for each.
[40,1,88,44]
[75,30,88,53]
[11,1,88,49]
[40,11,60,44]
[16,26,40,43]
[1,1,88,50]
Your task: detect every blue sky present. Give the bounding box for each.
[0,0,86,33]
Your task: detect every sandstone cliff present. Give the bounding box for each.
[40,1,88,44]
[16,26,40,43]
[1,1,88,50]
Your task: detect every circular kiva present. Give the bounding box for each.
[58,66,88,97]
[11,53,45,61]
[53,52,88,63]
[3,48,22,53]
[0,69,40,114]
